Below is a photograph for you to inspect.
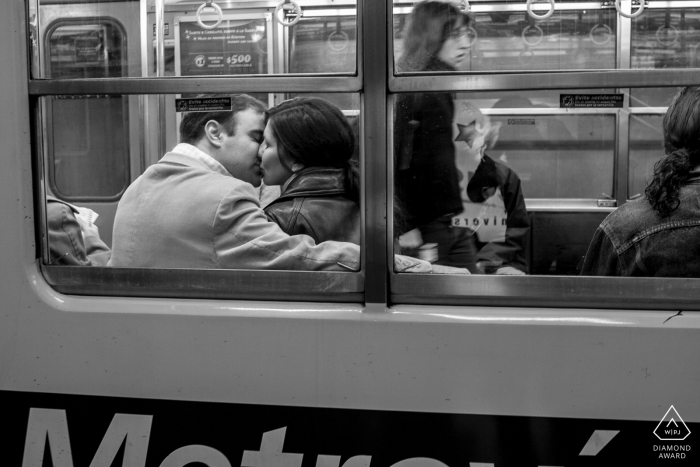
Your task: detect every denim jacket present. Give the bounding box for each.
[580,177,700,277]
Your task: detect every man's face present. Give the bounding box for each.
[218,108,265,187]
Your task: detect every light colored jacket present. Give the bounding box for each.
[107,150,359,270]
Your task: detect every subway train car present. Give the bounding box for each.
[2,0,700,465]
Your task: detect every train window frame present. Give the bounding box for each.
[29,0,700,310]
[29,0,374,303]
[388,0,700,310]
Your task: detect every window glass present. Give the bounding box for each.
[631,8,700,69]
[45,19,131,201]
[48,22,126,78]
[47,96,130,200]
[629,114,663,200]
[33,0,358,78]
[393,92,615,277]
[393,2,617,73]
[289,15,357,73]
[42,92,362,272]
[36,1,140,78]
[629,87,679,107]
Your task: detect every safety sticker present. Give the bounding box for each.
[560,94,624,108]
[175,97,232,112]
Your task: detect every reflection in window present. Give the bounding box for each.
[629,115,663,199]
[289,16,357,73]
[394,6,617,72]
[48,96,130,200]
[48,21,125,79]
[46,20,130,200]
[489,112,614,199]
[632,8,700,69]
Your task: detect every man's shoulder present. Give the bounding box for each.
[136,156,251,194]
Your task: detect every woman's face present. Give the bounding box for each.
[259,122,294,186]
[437,22,470,69]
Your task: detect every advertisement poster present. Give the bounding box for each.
[178,18,267,76]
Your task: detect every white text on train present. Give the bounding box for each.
[22,408,458,467]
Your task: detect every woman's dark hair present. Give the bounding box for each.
[397,0,470,72]
[179,94,266,144]
[645,86,700,216]
[267,97,358,200]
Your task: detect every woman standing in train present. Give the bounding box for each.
[394,0,477,272]
[260,97,360,245]
[581,86,700,276]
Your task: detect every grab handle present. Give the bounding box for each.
[615,0,645,19]
[526,0,555,21]
[275,0,302,27]
[196,1,223,30]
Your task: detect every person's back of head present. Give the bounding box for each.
[645,86,700,216]
[398,0,471,72]
[178,93,266,145]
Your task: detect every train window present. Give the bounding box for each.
[38,91,364,301]
[44,18,132,203]
[27,1,700,308]
[631,7,700,69]
[393,1,618,73]
[289,15,357,73]
[32,0,358,79]
[47,21,126,78]
[389,0,700,308]
[33,1,141,78]
[45,95,130,201]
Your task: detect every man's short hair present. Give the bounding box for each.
[179,94,267,145]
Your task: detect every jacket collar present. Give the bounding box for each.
[274,167,347,201]
[160,143,231,178]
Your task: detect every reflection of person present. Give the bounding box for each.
[108,94,359,270]
[47,196,111,266]
[581,86,700,277]
[452,103,529,275]
[395,1,476,272]
[261,97,360,244]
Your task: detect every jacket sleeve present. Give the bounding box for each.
[475,163,530,273]
[213,183,359,271]
[579,227,620,276]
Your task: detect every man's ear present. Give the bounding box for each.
[204,120,224,148]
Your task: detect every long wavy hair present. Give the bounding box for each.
[397,0,470,72]
[645,87,700,216]
[267,97,359,201]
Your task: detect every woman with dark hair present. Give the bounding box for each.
[581,86,700,276]
[395,0,477,272]
[260,97,360,245]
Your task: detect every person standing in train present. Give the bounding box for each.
[581,86,700,276]
[107,94,359,271]
[260,97,360,245]
[394,0,477,272]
